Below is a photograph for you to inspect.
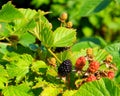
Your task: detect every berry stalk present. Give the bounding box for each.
[48,48,62,63]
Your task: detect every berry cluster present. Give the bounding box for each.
[58,12,73,28]
[57,48,117,88]
[75,48,117,86]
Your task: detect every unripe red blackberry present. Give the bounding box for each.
[86,74,96,82]
[107,71,114,79]
[75,56,86,70]
[58,59,72,77]
[88,61,100,73]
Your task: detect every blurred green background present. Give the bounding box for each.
[0,0,120,46]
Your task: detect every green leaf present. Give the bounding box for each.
[6,53,33,83]
[30,11,54,47]
[93,0,112,12]
[93,48,109,62]
[79,0,111,16]
[19,8,37,20]
[53,27,76,47]
[82,27,93,37]
[0,2,23,22]
[2,84,33,96]
[89,15,100,28]
[57,50,73,62]
[19,32,36,47]
[0,8,37,40]
[0,65,8,78]
[31,60,47,74]
[70,0,112,21]
[32,78,48,89]
[0,65,8,89]
[46,67,58,83]
[63,90,77,96]
[80,37,107,48]
[12,9,37,34]
[31,0,50,8]
[71,41,99,51]
[74,78,120,96]
[0,43,9,54]
[0,22,10,37]
[105,43,120,68]
[40,86,60,96]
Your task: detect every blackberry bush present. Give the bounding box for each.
[0,1,119,96]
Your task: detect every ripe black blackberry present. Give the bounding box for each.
[58,59,72,77]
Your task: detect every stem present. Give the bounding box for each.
[48,48,62,63]
[0,42,11,46]
[67,73,70,89]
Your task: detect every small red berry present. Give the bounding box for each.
[86,75,96,82]
[88,61,100,73]
[107,71,114,79]
[75,56,86,70]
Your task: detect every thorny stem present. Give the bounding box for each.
[48,48,62,63]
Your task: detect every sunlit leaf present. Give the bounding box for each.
[40,86,60,96]
[12,9,37,34]
[0,2,23,22]
[71,41,99,51]
[6,53,33,83]
[74,78,120,96]
[57,50,72,62]
[2,84,33,96]
[19,32,36,47]
[0,43,9,54]
[0,65,8,89]
[30,11,54,47]
[53,27,76,47]
[0,22,10,37]
[31,60,47,74]
[63,90,77,96]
